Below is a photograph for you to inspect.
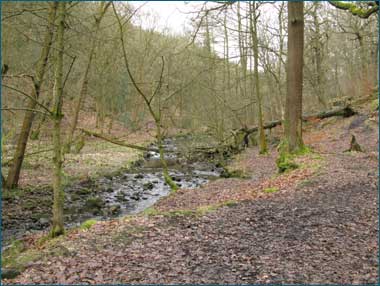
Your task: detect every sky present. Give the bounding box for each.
[134,1,281,65]
[137,1,199,35]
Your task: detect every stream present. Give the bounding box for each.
[2,136,223,245]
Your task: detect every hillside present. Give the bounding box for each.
[3,98,378,284]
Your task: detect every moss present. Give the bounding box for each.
[36,234,52,246]
[142,207,161,216]
[72,136,85,154]
[220,168,250,179]
[164,172,179,192]
[30,130,40,140]
[167,210,195,217]
[2,240,41,272]
[276,140,315,173]
[143,201,238,219]
[224,200,238,207]
[276,151,299,173]
[196,205,219,216]
[80,219,97,230]
[370,98,379,111]
[196,200,238,216]
[50,225,65,238]
[294,145,313,156]
[3,240,25,260]
[263,187,279,193]
[142,207,195,217]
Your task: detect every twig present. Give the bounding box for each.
[2,84,53,115]
[1,107,50,116]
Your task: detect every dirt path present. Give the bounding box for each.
[5,113,379,284]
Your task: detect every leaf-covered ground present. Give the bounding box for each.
[4,108,378,284]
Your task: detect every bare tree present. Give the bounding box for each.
[112,3,179,191]
[249,2,267,154]
[5,2,57,189]
[65,2,111,152]
[284,1,305,153]
[51,1,66,237]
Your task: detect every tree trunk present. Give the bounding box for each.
[237,2,248,124]
[277,2,285,121]
[112,4,178,191]
[250,2,267,154]
[50,1,66,238]
[311,1,327,109]
[65,2,110,152]
[6,3,57,189]
[284,2,304,153]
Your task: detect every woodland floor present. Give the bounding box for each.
[2,113,154,187]
[3,106,379,284]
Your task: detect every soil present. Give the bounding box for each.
[3,109,379,284]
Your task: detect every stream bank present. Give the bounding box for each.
[2,135,225,245]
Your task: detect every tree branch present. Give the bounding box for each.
[2,84,53,115]
[80,128,159,152]
[328,1,378,18]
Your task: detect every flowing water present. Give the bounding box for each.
[2,136,222,245]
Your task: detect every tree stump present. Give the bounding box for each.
[348,135,363,152]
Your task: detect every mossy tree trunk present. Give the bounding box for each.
[50,1,66,238]
[284,2,304,153]
[5,2,57,189]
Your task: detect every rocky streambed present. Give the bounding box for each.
[2,136,223,245]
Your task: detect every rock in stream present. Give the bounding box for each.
[2,137,223,246]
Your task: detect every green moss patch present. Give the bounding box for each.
[276,152,299,173]
[263,187,279,193]
[80,219,98,230]
[370,98,379,111]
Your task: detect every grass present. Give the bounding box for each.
[298,152,325,172]
[4,136,151,189]
[143,201,238,219]
[142,207,195,217]
[2,239,42,272]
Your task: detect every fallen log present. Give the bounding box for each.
[80,128,159,152]
[303,105,357,120]
[245,120,282,134]
[242,105,357,134]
